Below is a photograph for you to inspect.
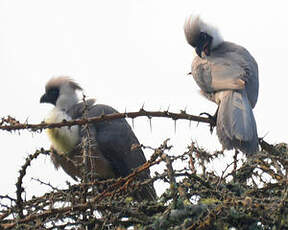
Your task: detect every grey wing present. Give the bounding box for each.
[91,104,148,177]
[68,102,148,177]
[66,102,157,200]
[192,42,259,108]
[84,104,157,200]
[192,56,246,93]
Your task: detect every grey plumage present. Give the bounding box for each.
[41,77,156,200]
[184,16,259,154]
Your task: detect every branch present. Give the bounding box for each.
[0,109,211,132]
[15,148,49,218]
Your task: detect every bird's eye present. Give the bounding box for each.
[48,88,59,96]
[200,32,207,39]
[47,87,60,100]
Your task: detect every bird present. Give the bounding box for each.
[40,76,156,200]
[184,15,259,154]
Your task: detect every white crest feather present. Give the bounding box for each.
[184,15,223,49]
[45,76,82,92]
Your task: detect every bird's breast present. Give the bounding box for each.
[214,90,232,105]
[45,108,80,155]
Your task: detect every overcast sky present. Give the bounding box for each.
[0,0,287,198]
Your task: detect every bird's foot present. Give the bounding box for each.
[199,112,217,134]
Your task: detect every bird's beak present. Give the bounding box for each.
[195,46,202,58]
[195,42,210,58]
[40,93,49,103]
[203,42,211,56]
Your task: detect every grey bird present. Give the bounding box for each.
[40,76,156,200]
[184,15,259,154]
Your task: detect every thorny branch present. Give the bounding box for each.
[1,139,288,229]
[0,109,211,132]
[15,148,50,219]
[0,112,288,229]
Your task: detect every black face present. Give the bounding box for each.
[195,32,213,58]
[40,87,60,105]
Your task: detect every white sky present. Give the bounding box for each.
[0,0,287,198]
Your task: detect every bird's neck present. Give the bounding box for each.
[56,94,79,112]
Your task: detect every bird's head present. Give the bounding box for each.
[184,15,223,58]
[40,76,82,111]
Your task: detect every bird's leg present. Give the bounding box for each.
[200,107,218,134]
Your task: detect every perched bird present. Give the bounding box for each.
[184,15,259,154]
[40,76,156,200]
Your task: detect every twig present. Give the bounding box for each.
[15,148,49,218]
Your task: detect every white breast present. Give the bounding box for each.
[45,108,80,155]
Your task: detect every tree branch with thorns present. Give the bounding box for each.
[0,109,287,229]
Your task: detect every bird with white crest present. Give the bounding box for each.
[40,76,157,200]
[184,15,259,154]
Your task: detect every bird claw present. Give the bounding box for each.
[199,112,217,134]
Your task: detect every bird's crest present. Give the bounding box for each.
[45,76,82,92]
[184,15,223,49]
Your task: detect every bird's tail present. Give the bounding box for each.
[216,90,258,154]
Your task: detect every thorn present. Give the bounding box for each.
[81,92,87,102]
[165,105,170,113]
[25,117,29,124]
[174,119,177,134]
[149,117,152,132]
[139,103,145,112]
[180,108,187,114]
[262,132,269,139]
